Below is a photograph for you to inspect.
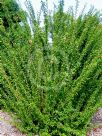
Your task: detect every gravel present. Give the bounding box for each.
[0,110,26,136]
[87,108,102,136]
[0,108,102,136]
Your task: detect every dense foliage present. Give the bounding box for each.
[0,0,20,29]
[0,0,102,136]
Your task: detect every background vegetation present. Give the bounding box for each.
[0,0,102,135]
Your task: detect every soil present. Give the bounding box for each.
[0,108,102,136]
[0,110,26,136]
[87,108,102,136]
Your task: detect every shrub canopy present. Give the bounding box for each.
[0,0,102,136]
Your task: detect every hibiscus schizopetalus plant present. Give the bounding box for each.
[0,0,102,135]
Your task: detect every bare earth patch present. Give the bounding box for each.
[0,110,26,136]
[0,109,102,136]
[87,108,102,136]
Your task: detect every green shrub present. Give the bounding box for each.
[0,0,102,135]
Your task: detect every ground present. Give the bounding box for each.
[87,108,102,136]
[0,109,102,136]
[0,110,26,136]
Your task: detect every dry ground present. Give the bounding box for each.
[0,110,26,136]
[0,109,102,136]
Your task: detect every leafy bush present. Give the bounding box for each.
[0,0,102,135]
